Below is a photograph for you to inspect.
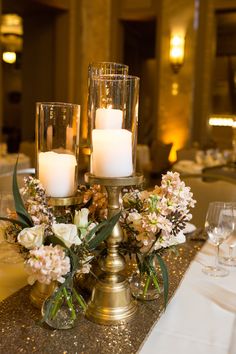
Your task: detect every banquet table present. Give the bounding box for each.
[0,228,236,354]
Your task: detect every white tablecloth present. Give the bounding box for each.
[0,234,236,354]
[140,241,236,354]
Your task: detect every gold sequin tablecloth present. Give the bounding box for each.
[0,239,204,354]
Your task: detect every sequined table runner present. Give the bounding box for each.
[0,238,204,354]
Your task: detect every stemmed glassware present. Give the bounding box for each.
[202,201,234,277]
[219,202,236,266]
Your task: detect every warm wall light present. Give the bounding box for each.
[1,14,23,61]
[169,34,185,74]
[171,82,179,96]
[2,51,16,64]
[209,115,235,127]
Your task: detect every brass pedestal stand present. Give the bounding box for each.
[84,173,143,325]
[48,193,83,207]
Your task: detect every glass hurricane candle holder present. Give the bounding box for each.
[88,74,139,178]
[36,102,80,198]
[87,62,129,150]
[88,62,129,77]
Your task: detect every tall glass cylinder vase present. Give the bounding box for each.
[87,62,129,150]
[89,75,139,178]
[36,102,80,198]
[88,62,129,77]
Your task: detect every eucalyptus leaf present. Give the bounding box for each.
[68,249,79,273]
[85,220,109,243]
[12,160,33,227]
[88,212,121,250]
[155,254,169,308]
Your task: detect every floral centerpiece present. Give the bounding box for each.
[0,163,119,328]
[1,161,196,327]
[120,172,196,303]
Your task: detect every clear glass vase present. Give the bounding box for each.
[41,280,85,330]
[130,271,163,301]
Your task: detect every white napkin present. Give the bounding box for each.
[194,281,236,313]
[183,222,197,234]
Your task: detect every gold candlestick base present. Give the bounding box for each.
[84,173,144,325]
[48,192,83,206]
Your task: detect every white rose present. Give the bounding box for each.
[17,225,45,249]
[74,208,89,228]
[52,223,81,248]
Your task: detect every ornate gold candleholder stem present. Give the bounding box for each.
[84,173,143,325]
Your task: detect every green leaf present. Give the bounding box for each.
[151,272,161,293]
[12,159,33,227]
[87,212,121,250]
[155,254,169,308]
[84,220,109,243]
[0,216,28,228]
[46,234,69,249]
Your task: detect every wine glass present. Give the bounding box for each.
[219,202,236,266]
[202,201,234,277]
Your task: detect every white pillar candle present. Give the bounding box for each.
[95,108,123,129]
[92,129,132,177]
[38,151,77,197]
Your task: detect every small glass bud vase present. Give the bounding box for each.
[129,255,163,301]
[42,286,78,330]
[36,102,80,198]
[130,271,163,301]
[88,74,139,178]
[41,279,85,330]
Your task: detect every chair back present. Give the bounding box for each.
[150,141,173,174]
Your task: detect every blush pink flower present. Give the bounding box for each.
[25,244,70,285]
